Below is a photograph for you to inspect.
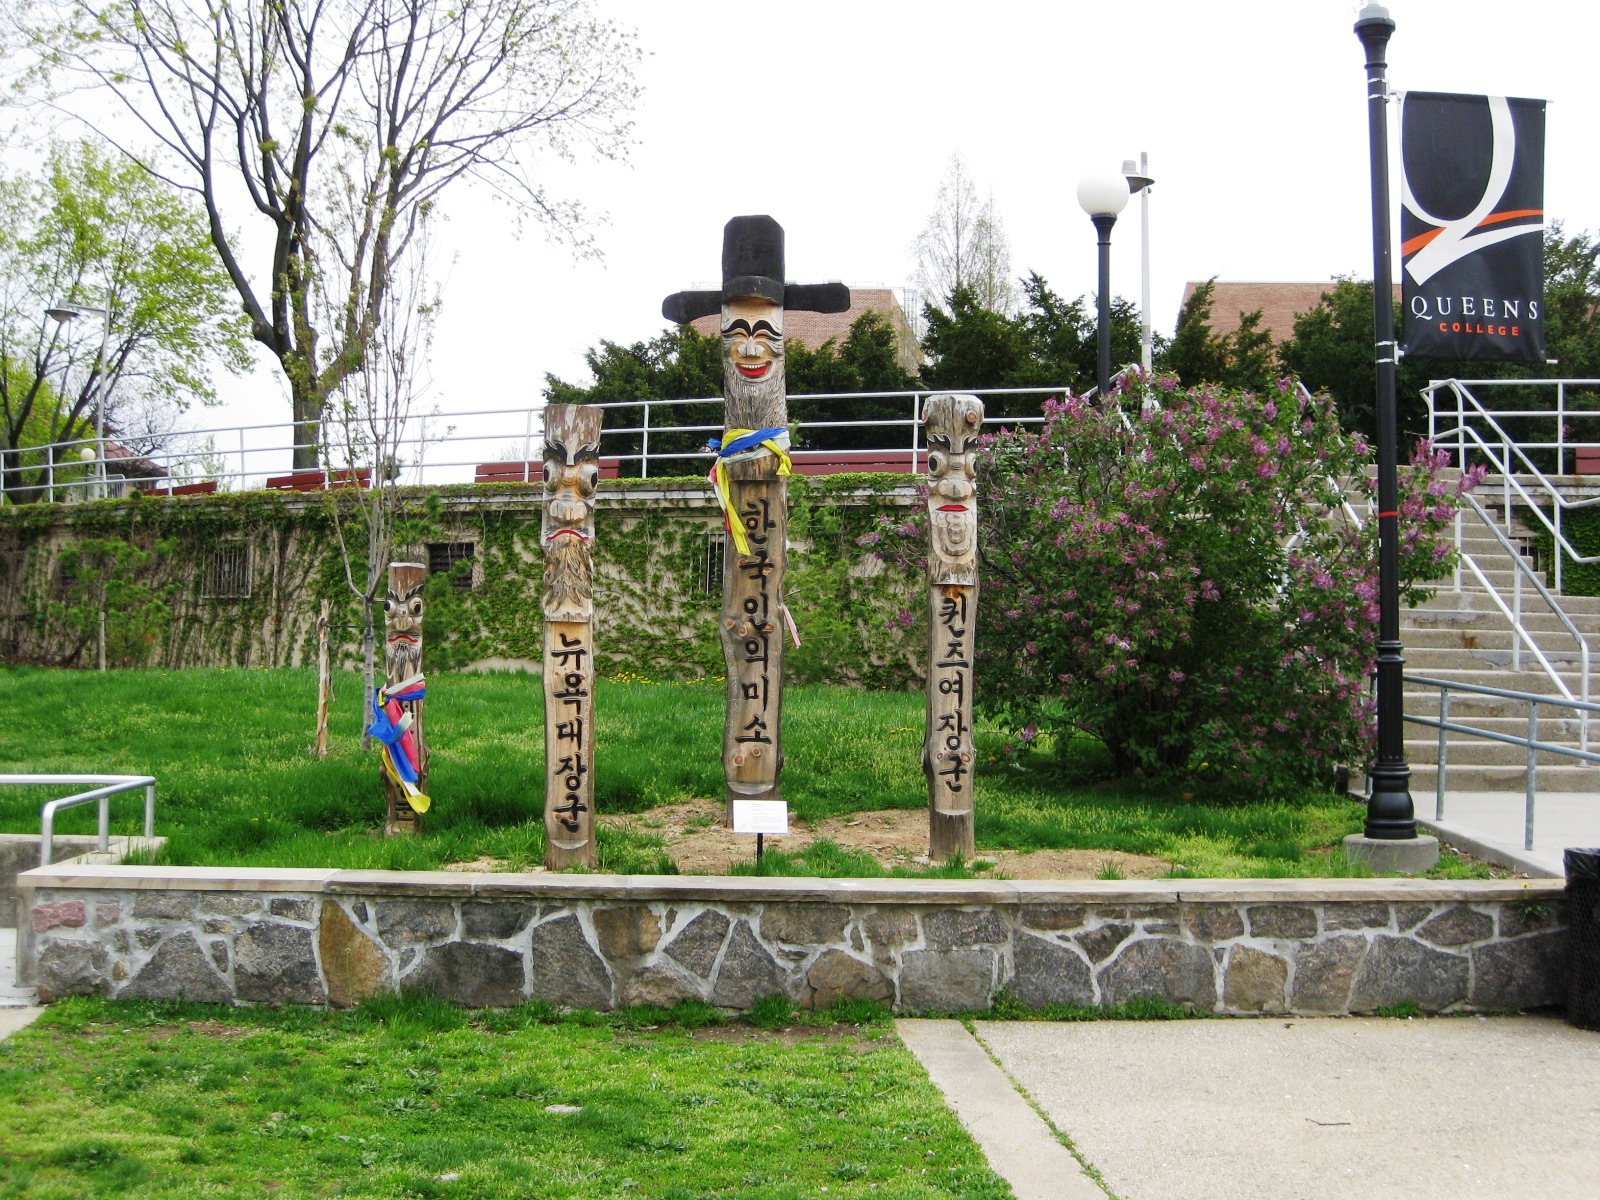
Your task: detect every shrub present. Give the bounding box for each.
[871,376,1478,795]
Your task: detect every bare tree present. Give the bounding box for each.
[911,152,1018,318]
[18,0,639,468]
[323,202,443,747]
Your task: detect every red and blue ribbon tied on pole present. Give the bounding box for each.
[368,672,431,813]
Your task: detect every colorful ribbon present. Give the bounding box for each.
[708,427,792,555]
[368,674,431,813]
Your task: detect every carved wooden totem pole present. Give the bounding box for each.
[923,394,984,861]
[541,403,603,869]
[373,561,430,836]
[663,217,849,824]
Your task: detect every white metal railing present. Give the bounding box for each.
[1426,378,1600,594]
[0,774,157,867]
[1406,675,1600,851]
[1,388,1070,503]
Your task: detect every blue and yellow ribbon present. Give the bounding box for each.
[708,427,792,555]
[368,673,431,813]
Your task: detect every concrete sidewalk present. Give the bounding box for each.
[900,1015,1600,1200]
[1423,789,1599,876]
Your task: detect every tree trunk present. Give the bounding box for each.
[314,599,331,758]
[541,403,602,869]
[923,395,985,862]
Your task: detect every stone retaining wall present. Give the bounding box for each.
[17,867,1569,1016]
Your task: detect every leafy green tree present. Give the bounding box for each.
[547,313,923,470]
[919,275,1141,416]
[1163,278,1277,393]
[1279,226,1600,440]
[0,142,248,503]
[20,0,640,469]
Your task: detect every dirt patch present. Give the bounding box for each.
[599,799,1169,880]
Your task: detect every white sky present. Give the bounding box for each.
[108,0,1600,453]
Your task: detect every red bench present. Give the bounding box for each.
[474,459,622,483]
[1576,448,1600,475]
[788,450,919,476]
[265,468,372,491]
[146,480,220,496]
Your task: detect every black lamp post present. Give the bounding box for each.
[1355,3,1419,842]
[1077,173,1129,397]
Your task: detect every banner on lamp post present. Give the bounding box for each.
[1400,91,1546,363]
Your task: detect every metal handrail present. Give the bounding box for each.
[0,774,156,867]
[1404,675,1600,852]
[1,387,1069,499]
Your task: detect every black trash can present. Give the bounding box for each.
[1566,848,1600,1031]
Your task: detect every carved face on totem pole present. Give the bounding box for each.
[542,403,602,623]
[925,394,984,581]
[384,578,425,680]
[721,298,785,412]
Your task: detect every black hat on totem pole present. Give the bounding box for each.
[661,215,851,325]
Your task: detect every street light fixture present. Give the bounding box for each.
[1121,154,1155,376]
[1077,173,1129,399]
[44,303,112,499]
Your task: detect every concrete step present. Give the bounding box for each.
[1400,668,1589,695]
[1402,646,1592,669]
[1354,763,1600,791]
[1402,739,1588,767]
[1400,626,1586,651]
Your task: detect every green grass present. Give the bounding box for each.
[0,994,1013,1199]
[0,665,1488,878]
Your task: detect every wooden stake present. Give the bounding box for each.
[314,598,331,758]
[542,403,602,869]
[719,298,789,825]
[382,561,427,837]
[660,216,850,828]
[923,394,984,862]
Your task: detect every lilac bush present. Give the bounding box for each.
[873,377,1480,794]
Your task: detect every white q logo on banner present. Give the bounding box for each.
[1401,94,1541,287]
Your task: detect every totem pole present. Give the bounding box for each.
[541,403,603,869]
[663,216,849,824]
[372,562,429,836]
[923,394,984,861]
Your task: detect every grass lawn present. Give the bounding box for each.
[0,994,1013,1199]
[0,666,1486,878]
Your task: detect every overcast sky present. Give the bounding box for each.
[184,0,1600,446]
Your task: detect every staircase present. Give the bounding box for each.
[1393,486,1600,793]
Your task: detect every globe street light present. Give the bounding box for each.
[1077,173,1130,398]
[1122,154,1155,375]
[45,303,113,498]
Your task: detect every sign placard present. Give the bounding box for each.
[1400,91,1547,363]
[730,800,789,836]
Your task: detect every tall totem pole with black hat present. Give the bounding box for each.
[664,216,850,825]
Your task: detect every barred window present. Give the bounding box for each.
[701,532,726,595]
[207,543,250,599]
[428,541,475,591]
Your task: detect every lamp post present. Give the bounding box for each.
[1121,153,1155,375]
[1076,173,1130,398]
[1348,3,1438,872]
[45,304,112,499]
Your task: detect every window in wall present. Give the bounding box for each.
[428,541,476,591]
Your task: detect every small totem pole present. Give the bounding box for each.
[663,216,849,824]
[923,394,984,861]
[541,403,602,869]
[373,562,430,836]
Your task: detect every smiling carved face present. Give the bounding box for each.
[721,297,783,382]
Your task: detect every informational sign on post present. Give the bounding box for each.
[730,800,789,836]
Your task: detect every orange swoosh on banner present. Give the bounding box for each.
[1402,209,1544,258]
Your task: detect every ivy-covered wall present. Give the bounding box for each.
[0,476,926,685]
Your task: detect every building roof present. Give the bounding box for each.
[690,287,921,374]
[1180,280,1401,345]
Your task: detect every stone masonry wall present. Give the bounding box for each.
[19,871,1569,1016]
